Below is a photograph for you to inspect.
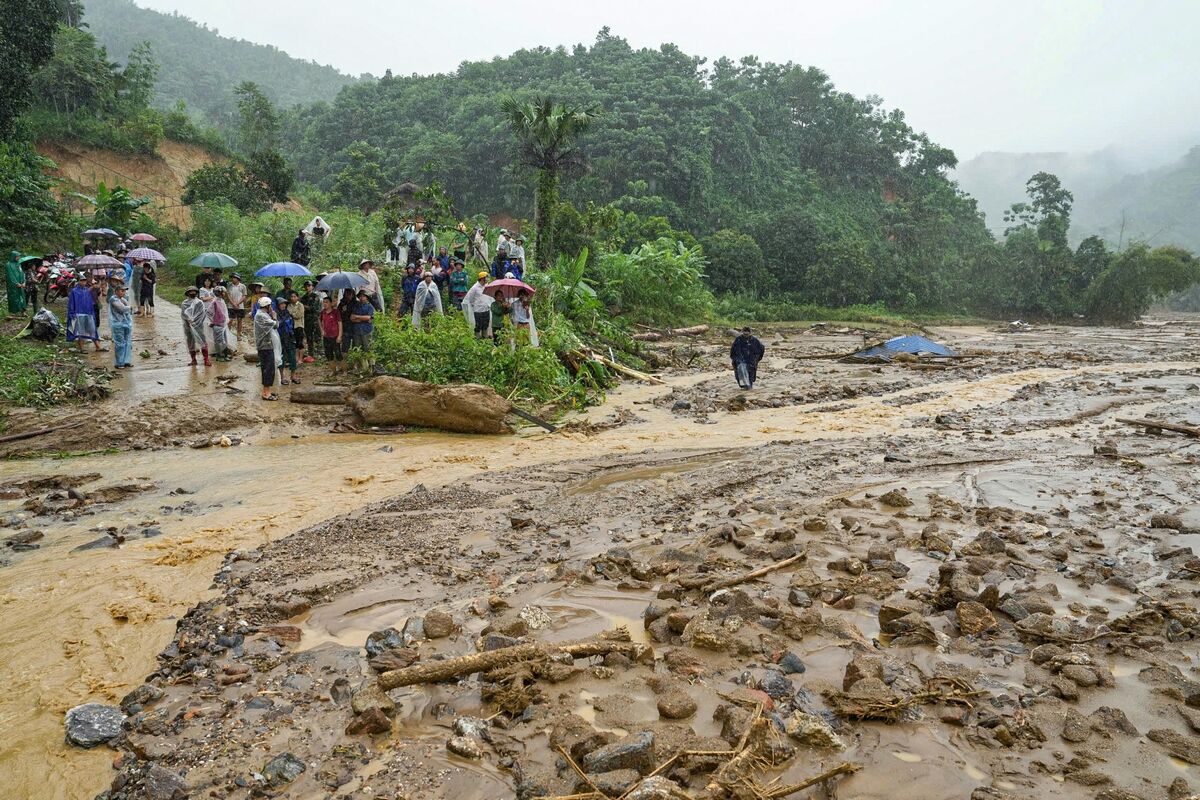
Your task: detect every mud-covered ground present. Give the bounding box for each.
[71,319,1200,800]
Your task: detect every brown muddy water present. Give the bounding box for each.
[2,318,1200,799]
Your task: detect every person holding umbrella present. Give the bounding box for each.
[511,288,538,347]
[67,278,101,352]
[138,262,156,316]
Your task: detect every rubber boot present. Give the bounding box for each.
[202,347,212,367]
[189,351,197,366]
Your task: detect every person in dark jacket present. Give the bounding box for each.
[730,327,765,389]
[290,230,310,266]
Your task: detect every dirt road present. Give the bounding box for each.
[2,315,1199,800]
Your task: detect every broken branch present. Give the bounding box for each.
[759,762,862,799]
[1117,417,1200,438]
[705,553,805,593]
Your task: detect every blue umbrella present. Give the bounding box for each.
[255,262,312,278]
[315,272,368,292]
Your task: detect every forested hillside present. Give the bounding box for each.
[280,30,995,310]
[84,0,359,127]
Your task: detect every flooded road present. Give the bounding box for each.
[2,315,1200,799]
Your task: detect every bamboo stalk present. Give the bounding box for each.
[705,553,805,593]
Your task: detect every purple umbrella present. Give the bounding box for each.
[76,254,123,267]
[126,247,165,261]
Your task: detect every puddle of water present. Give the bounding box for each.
[891,750,923,763]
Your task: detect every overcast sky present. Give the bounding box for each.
[134,0,1198,163]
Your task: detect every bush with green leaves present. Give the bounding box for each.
[594,237,713,326]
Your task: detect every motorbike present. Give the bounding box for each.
[39,262,78,304]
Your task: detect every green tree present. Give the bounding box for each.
[0,142,67,250]
[499,95,597,270]
[183,163,270,214]
[1084,244,1200,324]
[701,229,769,294]
[246,150,293,204]
[70,181,151,231]
[330,140,385,211]
[0,0,63,139]
[234,81,279,156]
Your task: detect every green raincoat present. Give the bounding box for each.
[6,251,28,314]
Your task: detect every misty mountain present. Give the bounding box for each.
[957,145,1200,251]
[83,0,360,127]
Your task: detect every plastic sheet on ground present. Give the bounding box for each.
[842,334,955,363]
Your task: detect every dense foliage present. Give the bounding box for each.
[83,0,358,129]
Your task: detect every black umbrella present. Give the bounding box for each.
[315,272,369,292]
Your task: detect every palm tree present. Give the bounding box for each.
[499,96,597,270]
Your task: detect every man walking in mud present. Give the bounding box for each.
[731,327,765,390]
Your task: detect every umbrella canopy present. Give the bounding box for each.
[18,255,43,265]
[315,272,368,292]
[188,252,238,269]
[483,278,535,301]
[83,228,121,238]
[76,254,123,267]
[130,233,157,242]
[126,247,165,261]
[256,262,312,278]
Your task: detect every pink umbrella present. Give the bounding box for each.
[126,247,165,261]
[130,233,157,242]
[483,278,535,301]
[76,254,123,267]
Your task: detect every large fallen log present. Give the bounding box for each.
[631,332,663,342]
[1118,417,1200,438]
[671,324,709,336]
[379,632,651,690]
[349,376,513,434]
[288,385,350,405]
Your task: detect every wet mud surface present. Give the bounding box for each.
[49,319,1200,800]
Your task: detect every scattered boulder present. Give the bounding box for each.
[956,601,998,636]
[1148,729,1200,765]
[351,684,396,717]
[423,610,456,639]
[263,753,306,786]
[879,489,913,508]
[345,707,391,735]
[140,764,189,800]
[581,769,640,797]
[656,690,697,720]
[65,703,124,748]
[365,627,403,657]
[624,776,692,800]
[349,376,513,434]
[784,711,844,749]
[447,735,484,759]
[582,731,656,775]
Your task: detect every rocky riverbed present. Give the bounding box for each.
[69,320,1200,800]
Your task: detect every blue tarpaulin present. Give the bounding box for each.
[843,335,955,363]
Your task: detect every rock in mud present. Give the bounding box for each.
[447,735,484,759]
[350,684,396,717]
[346,707,391,735]
[956,601,998,635]
[329,677,352,704]
[119,683,164,715]
[263,752,306,786]
[1148,728,1200,765]
[288,385,349,405]
[656,690,697,719]
[401,615,425,643]
[138,764,188,799]
[349,376,513,434]
[580,769,640,797]
[777,651,806,674]
[364,627,403,657]
[582,731,656,775]
[1150,513,1184,530]
[624,777,692,800]
[758,669,793,701]
[878,489,913,507]
[65,703,124,748]
[784,711,844,749]
[1062,708,1091,742]
[423,610,455,639]
[453,716,490,739]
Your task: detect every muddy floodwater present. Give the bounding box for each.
[2,317,1200,800]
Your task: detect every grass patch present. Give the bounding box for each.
[0,334,97,410]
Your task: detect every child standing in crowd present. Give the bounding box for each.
[276,297,299,385]
[319,295,343,374]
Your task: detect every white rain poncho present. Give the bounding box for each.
[180,295,207,352]
[511,298,539,348]
[461,281,493,336]
[411,278,443,329]
[303,215,332,238]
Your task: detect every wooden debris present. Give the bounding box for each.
[1117,417,1200,438]
[379,629,651,690]
[576,350,665,385]
[705,552,805,593]
[0,419,86,446]
[672,324,710,336]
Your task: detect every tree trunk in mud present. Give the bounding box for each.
[288,385,350,405]
[348,376,513,434]
[379,637,650,690]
